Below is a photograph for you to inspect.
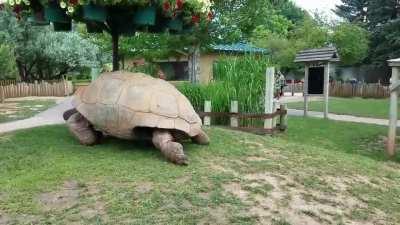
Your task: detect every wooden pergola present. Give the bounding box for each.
[294,47,340,119]
[387,58,400,157]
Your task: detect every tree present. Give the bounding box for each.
[331,22,369,65]
[335,0,400,66]
[0,9,101,81]
[0,44,17,79]
[211,0,305,43]
[334,0,369,23]
[252,16,329,73]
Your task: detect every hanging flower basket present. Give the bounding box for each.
[44,2,70,23]
[167,18,183,32]
[133,6,156,26]
[83,4,107,22]
[53,21,72,31]
[108,9,136,36]
[86,21,104,33]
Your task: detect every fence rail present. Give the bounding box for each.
[198,100,287,135]
[284,82,390,98]
[0,80,74,102]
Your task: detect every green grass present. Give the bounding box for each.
[287,97,396,119]
[0,117,399,224]
[0,99,56,123]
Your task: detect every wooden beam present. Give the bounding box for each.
[390,80,400,92]
[264,67,275,129]
[304,64,309,117]
[387,67,399,157]
[204,101,211,126]
[324,62,330,119]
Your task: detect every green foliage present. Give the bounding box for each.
[334,0,368,23]
[127,61,159,77]
[0,44,17,80]
[252,17,329,74]
[178,55,270,114]
[335,0,400,66]
[331,22,370,65]
[0,9,102,81]
[211,0,305,43]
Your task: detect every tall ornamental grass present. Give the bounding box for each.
[178,55,271,125]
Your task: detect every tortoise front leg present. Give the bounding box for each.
[152,129,188,165]
[192,129,210,145]
[66,112,100,146]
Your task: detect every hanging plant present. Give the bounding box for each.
[7,0,31,18]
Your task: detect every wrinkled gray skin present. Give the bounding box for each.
[63,109,209,165]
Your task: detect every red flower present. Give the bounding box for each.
[69,0,78,5]
[192,15,200,23]
[176,0,184,10]
[163,1,170,11]
[207,11,213,21]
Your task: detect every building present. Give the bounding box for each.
[124,42,268,84]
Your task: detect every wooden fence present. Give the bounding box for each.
[198,100,287,135]
[284,82,390,98]
[0,80,74,102]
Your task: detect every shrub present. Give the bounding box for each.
[178,54,271,114]
[0,44,17,80]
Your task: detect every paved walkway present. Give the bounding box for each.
[288,109,400,127]
[0,97,73,134]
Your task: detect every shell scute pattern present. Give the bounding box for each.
[74,72,203,138]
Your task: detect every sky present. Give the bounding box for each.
[293,0,342,19]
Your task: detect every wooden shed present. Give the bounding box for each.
[294,47,340,119]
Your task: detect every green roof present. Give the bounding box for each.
[211,42,268,54]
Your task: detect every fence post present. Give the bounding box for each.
[204,100,211,126]
[264,67,275,129]
[0,86,4,103]
[388,67,398,157]
[230,101,239,128]
[304,64,309,117]
[272,100,279,128]
[279,104,288,131]
[291,79,295,96]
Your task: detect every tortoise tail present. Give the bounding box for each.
[63,108,78,121]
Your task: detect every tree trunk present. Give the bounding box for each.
[112,32,120,71]
[16,60,27,82]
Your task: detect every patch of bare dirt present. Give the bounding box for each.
[135,182,153,194]
[198,206,230,225]
[38,180,81,212]
[0,213,10,225]
[222,170,389,225]
[209,162,240,177]
[176,175,191,184]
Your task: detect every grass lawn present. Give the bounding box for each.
[0,99,56,123]
[287,97,396,119]
[0,117,399,224]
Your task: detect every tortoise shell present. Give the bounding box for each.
[73,71,203,140]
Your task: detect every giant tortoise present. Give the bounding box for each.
[63,71,209,165]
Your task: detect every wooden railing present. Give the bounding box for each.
[198,100,287,135]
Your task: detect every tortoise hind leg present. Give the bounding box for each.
[152,129,188,165]
[192,130,210,145]
[66,112,100,146]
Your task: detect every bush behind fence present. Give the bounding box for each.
[0,80,74,102]
[284,82,390,98]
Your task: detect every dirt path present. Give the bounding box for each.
[0,97,73,134]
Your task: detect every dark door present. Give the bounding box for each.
[308,67,324,95]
